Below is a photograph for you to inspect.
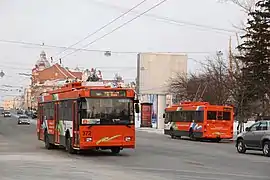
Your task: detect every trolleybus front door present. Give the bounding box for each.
[72,101,79,147]
[54,103,60,144]
[38,104,44,141]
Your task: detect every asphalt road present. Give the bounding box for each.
[0,115,269,180]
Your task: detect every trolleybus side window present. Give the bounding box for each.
[195,111,204,122]
[59,102,63,121]
[207,111,217,120]
[39,104,44,123]
[207,111,231,121]
[217,111,223,120]
[59,100,72,121]
[171,112,178,122]
[186,111,194,122]
[223,112,231,121]
[173,111,186,122]
[164,112,172,123]
[173,111,203,122]
[44,102,54,120]
[64,100,72,121]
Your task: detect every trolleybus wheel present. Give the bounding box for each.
[44,131,52,150]
[66,136,76,154]
[211,138,221,143]
[171,134,177,139]
[170,128,176,139]
[111,147,121,154]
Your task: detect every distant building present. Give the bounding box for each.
[13,96,24,109]
[82,68,103,82]
[27,51,130,109]
[34,50,50,71]
[29,51,83,109]
[22,87,32,110]
[3,99,13,110]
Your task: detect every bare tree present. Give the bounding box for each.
[168,53,255,133]
[218,0,257,12]
[168,55,231,105]
[169,73,203,102]
[226,55,255,133]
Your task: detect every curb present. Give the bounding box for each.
[136,129,237,142]
[136,128,164,135]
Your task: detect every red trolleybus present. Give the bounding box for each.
[164,102,234,142]
[37,81,139,154]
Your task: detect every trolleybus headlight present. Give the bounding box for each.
[125,136,131,141]
[86,137,92,142]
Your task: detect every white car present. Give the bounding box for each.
[18,115,30,125]
[3,111,11,117]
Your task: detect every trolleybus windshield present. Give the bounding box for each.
[80,98,134,125]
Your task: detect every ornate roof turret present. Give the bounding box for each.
[35,51,50,70]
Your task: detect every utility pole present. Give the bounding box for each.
[13,98,15,109]
[26,88,29,110]
[229,36,233,79]
[217,51,223,104]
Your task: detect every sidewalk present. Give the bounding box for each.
[136,127,237,141]
[136,121,255,141]
[136,127,164,135]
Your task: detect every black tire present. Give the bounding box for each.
[66,136,76,154]
[236,139,246,153]
[262,141,270,157]
[111,147,121,154]
[170,131,177,139]
[170,128,176,139]
[44,131,53,150]
[211,138,221,143]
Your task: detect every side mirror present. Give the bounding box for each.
[163,113,165,118]
[245,127,250,131]
[135,103,139,113]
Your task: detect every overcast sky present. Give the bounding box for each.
[0,0,246,101]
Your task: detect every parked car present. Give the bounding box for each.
[236,120,270,157]
[3,111,11,117]
[31,112,37,119]
[17,115,30,125]
[17,110,23,115]
[0,107,4,114]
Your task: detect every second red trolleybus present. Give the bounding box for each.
[164,101,234,142]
